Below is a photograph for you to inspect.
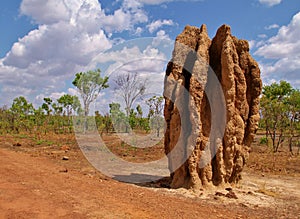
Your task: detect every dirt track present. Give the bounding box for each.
[0,147,298,218]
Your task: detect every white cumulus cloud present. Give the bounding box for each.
[259,0,282,7]
[136,0,203,4]
[0,0,154,106]
[255,12,300,88]
[265,24,280,30]
[147,19,175,33]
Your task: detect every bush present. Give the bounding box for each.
[260,136,268,145]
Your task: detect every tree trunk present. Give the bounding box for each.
[288,137,293,155]
[164,24,262,190]
[288,117,295,155]
[84,106,89,134]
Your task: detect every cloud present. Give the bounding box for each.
[147,19,175,33]
[265,24,280,30]
[258,34,267,38]
[134,27,144,36]
[0,0,155,106]
[248,40,256,50]
[258,0,282,7]
[3,24,111,69]
[90,39,170,76]
[20,0,71,24]
[136,0,203,4]
[255,12,300,59]
[88,34,174,113]
[255,12,300,88]
[121,0,203,8]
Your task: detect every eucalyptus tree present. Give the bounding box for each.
[260,81,295,152]
[72,69,109,132]
[146,95,164,137]
[113,72,147,118]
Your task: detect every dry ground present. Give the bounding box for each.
[0,133,299,218]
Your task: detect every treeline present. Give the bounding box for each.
[0,69,165,137]
[0,95,80,136]
[0,95,164,137]
[0,67,299,154]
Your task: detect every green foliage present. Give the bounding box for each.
[42,97,53,115]
[95,111,112,135]
[146,95,164,137]
[260,81,299,153]
[109,102,128,132]
[72,69,109,116]
[11,96,34,116]
[262,80,293,100]
[136,105,143,118]
[10,96,35,133]
[0,106,13,134]
[285,89,300,154]
[107,102,151,133]
[36,139,54,146]
[259,136,268,145]
[72,69,109,133]
[146,96,164,117]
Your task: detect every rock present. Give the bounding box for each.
[215,192,226,197]
[62,156,69,161]
[239,203,249,208]
[59,168,68,173]
[60,145,70,151]
[13,143,22,147]
[164,24,262,190]
[225,191,238,199]
[247,191,254,195]
[51,151,63,155]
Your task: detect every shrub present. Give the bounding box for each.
[260,136,268,145]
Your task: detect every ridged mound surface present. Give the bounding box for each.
[164,24,262,189]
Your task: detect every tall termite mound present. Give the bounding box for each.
[163,24,262,190]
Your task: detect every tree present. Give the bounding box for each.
[32,106,46,138]
[11,96,34,116]
[0,105,13,134]
[262,80,293,100]
[10,96,34,133]
[42,97,53,115]
[57,94,81,116]
[260,81,294,152]
[51,103,63,116]
[136,104,143,118]
[109,102,127,132]
[72,69,109,132]
[146,95,164,137]
[135,104,148,131]
[113,72,147,118]
[285,89,300,154]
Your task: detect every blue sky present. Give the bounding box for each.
[0,0,299,109]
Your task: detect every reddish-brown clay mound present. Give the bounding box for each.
[164,24,262,190]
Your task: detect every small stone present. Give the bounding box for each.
[51,151,62,155]
[225,191,238,199]
[13,143,22,147]
[62,156,69,161]
[60,145,70,151]
[59,168,68,173]
[215,192,226,197]
[239,203,248,208]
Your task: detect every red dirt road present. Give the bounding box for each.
[0,148,286,219]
